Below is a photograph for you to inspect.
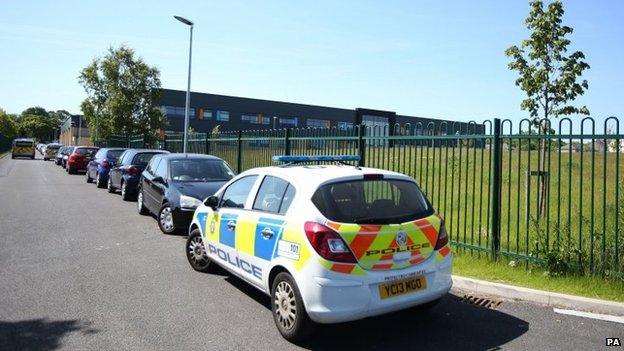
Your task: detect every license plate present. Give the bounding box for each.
[378,276,426,299]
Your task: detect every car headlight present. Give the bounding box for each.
[180,195,202,209]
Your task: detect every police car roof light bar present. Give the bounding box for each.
[272,155,361,165]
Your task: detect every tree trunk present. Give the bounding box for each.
[537,118,549,219]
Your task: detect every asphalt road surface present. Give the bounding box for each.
[0,153,622,350]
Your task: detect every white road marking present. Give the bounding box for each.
[553,308,624,324]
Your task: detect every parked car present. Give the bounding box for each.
[57,146,75,167]
[43,143,62,161]
[137,153,235,234]
[86,147,127,188]
[66,146,99,174]
[185,155,452,341]
[55,146,69,165]
[106,149,169,200]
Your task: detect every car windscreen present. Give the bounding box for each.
[107,150,125,160]
[132,152,162,166]
[15,141,33,146]
[75,147,97,155]
[311,178,432,224]
[170,159,235,182]
[47,145,61,150]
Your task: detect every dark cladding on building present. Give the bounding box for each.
[159,89,482,136]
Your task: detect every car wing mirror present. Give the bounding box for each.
[152,176,164,183]
[204,195,219,210]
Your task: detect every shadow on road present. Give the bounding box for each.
[225,275,528,350]
[0,318,99,351]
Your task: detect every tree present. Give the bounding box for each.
[505,0,590,217]
[16,106,59,141]
[0,108,19,139]
[79,45,166,144]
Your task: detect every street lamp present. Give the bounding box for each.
[174,15,194,153]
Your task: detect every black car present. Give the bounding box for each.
[137,153,236,234]
[107,149,169,200]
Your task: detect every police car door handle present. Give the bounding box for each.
[261,227,274,240]
[227,220,236,231]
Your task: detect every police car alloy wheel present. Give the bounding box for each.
[137,190,148,215]
[271,272,313,342]
[186,228,213,272]
[158,204,176,234]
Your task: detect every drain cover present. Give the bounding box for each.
[460,294,502,309]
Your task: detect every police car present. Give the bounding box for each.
[185,155,452,341]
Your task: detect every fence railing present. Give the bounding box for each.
[156,117,624,278]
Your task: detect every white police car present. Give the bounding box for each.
[185,155,452,341]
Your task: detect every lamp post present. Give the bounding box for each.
[174,15,194,154]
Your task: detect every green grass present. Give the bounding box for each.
[453,251,624,302]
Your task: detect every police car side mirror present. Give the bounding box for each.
[204,195,219,210]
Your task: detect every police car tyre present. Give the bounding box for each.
[137,190,148,215]
[86,171,93,183]
[271,272,314,342]
[107,178,115,193]
[186,229,214,272]
[158,204,177,234]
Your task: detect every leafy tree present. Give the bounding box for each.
[505,0,590,217]
[79,45,166,144]
[0,108,19,139]
[16,106,60,141]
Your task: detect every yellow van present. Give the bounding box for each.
[12,138,36,159]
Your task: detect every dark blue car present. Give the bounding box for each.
[107,149,170,200]
[86,147,127,188]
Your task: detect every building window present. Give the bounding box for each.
[306,118,330,128]
[241,114,270,125]
[279,117,298,127]
[216,111,230,122]
[203,110,213,119]
[337,121,353,130]
[162,105,195,118]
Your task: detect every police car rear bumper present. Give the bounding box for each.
[303,253,453,324]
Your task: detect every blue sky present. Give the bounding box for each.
[1,0,622,131]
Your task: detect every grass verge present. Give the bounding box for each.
[453,251,624,303]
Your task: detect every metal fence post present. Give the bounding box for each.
[163,135,168,151]
[284,128,291,156]
[357,124,366,167]
[490,118,502,260]
[205,133,211,155]
[236,130,242,173]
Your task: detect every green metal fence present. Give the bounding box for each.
[161,117,623,278]
[95,135,146,148]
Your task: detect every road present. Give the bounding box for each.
[0,153,621,351]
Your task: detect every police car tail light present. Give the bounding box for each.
[304,222,357,263]
[435,219,449,250]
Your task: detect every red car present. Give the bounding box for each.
[66,146,99,174]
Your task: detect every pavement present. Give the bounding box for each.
[0,153,622,350]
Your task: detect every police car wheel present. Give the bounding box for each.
[158,204,177,234]
[186,229,213,272]
[271,272,314,342]
[137,190,148,215]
